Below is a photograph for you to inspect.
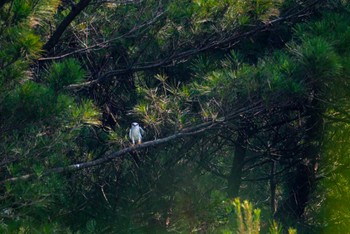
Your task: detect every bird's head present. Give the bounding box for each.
[131,122,139,127]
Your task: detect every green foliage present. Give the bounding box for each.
[1,0,350,233]
[268,220,296,234]
[294,11,350,55]
[269,220,282,234]
[2,81,57,122]
[73,99,102,126]
[133,73,193,135]
[29,0,61,27]
[295,37,342,80]
[292,9,350,234]
[223,200,298,234]
[128,6,350,233]
[13,0,32,22]
[46,59,86,91]
[232,198,261,234]
[0,2,106,233]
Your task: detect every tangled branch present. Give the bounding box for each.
[66,0,322,89]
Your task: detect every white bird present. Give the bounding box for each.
[129,122,145,145]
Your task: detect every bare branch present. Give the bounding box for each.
[1,103,265,184]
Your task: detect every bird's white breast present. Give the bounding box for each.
[131,126,141,139]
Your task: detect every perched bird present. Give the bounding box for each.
[129,122,145,145]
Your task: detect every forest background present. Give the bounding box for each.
[1,0,350,233]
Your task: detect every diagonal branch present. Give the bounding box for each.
[0,122,215,184]
[39,10,165,61]
[43,0,92,52]
[1,103,264,184]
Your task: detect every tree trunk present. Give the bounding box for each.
[277,106,321,221]
[270,160,277,215]
[227,131,248,198]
